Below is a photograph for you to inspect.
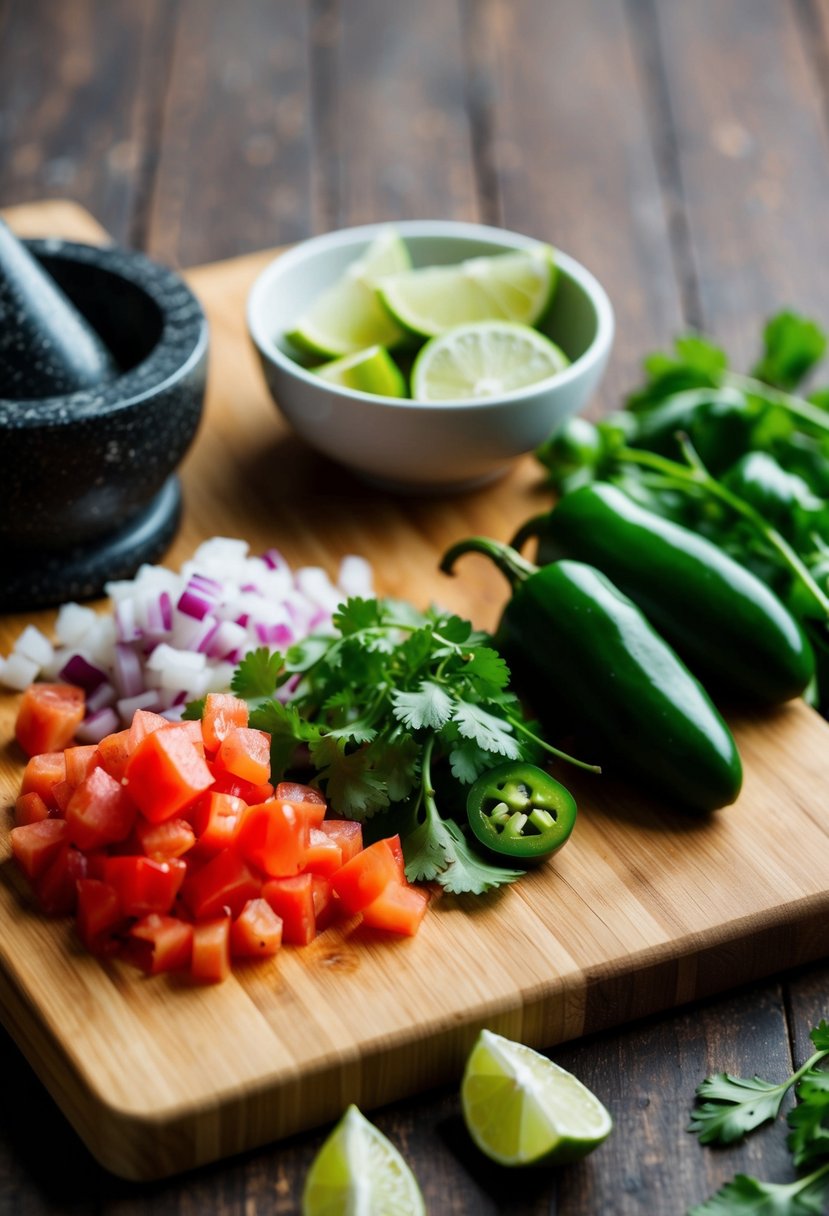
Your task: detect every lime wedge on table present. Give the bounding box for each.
[287,228,410,358]
[314,345,407,397]
[378,245,557,337]
[461,1029,613,1167]
[302,1104,426,1216]
[411,320,569,401]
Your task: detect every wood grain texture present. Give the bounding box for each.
[1,201,828,1183]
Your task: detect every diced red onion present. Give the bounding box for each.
[59,653,109,692]
[75,707,120,744]
[113,643,144,698]
[2,535,374,727]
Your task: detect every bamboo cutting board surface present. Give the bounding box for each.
[1,202,829,1181]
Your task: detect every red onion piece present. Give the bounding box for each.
[59,653,108,692]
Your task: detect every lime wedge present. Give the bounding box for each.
[314,345,407,397]
[461,1029,613,1167]
[287,229,410,358]
[411,320,569,402]
[302,1105,426,1216]
[378,246,557,338]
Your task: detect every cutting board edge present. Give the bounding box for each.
[3,887,828,1181]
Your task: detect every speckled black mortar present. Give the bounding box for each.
[0,239,208,610]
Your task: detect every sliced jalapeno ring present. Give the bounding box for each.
[466,762,577,864]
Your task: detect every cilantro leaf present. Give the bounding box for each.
[333,596,383,635]
[689,1167,829,1216]
[310,736,389,819]
[231,647,283,699]
[752,311,827,391]
[788,1070,829,1167]
[463,645,511,696]
[452,702,520,758]
[810,1021,829,1053]
[448,738,495,784]
[689,1072,792,1145]
[392,681,455,731]
[403,804,521,893]
[372,733,420,803]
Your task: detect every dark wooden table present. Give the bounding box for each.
[2,1,828,1211]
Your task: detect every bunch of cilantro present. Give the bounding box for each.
[688,1018,829,1214]
[205,596,590,896]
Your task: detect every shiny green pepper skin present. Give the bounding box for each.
[519,481,814,705]
[441,540,743,813]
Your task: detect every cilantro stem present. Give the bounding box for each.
[726,369,829,435]
[616,440,829,619]
[506,714,602,774]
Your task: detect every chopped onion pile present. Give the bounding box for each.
[1,537,373,742]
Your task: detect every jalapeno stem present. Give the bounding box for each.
[440,536,538,589]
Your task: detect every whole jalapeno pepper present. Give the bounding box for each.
[440,538,743,813]
[466,762,577,864]
[513,481,814,705]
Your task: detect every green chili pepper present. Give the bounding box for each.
[626,387,756,473]
[466,762,577,864]
[441,540,743,813]
[513,481,815,705]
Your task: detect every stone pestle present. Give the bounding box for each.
[0,218,119,399]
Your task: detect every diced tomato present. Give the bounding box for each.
[64,744,100,787]
[180,848,261,920]
[95,728,133,781]
[215,727,271,785]
[191,917,231,982]
[311,874,336,932]
[318,819,363,864]
[330,836,404,914]
[33,845,88,915]
[103,855,186,917]
[275,782,326,828]
[20,751,66,808]
[208,767,274,805]
[189,792,246,855]
[261,874,317,946]
[202,693,249,753]
[165,719,205,755]
[15,683,85,757]
[50,779,75,815]
[135,816,196,860]
[127,914,193,975]
[65,766,138,851]
[361,881,429,936]
[10,818,69,880]
[127,708,169,750]
[230,898,283,958]
[236,799,309,878]
[76,879,125,954]
[275,781,325,806]
[125,726,214,822]
[15,791,50,826]
[303,828,343,877]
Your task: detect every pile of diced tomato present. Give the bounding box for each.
[9,683,428,983]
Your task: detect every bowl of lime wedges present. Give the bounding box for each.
[247,220,613,492]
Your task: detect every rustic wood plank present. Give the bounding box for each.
[0,0,175,246]
[314,0,480,230]
[146,0,313,265]
[478,0,684,409]
[652,0,829,367]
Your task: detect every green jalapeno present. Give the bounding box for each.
[466,763,577,864]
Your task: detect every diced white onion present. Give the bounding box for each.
[1,652,41,690]
[13,625,54,668]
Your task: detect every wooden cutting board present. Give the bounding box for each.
[2,201,829,1182]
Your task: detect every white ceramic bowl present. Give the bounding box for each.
[247,220,614,492]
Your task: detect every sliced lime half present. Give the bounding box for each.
[461,1029,613,1167]
[378,245,557,338]
[314,345,407,397]
[411,320,568,402]
[287,228,411,358]
[302,1104,426,1216]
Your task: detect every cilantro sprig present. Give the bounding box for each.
[218,596,597,895]
[689,1020,829,1215]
